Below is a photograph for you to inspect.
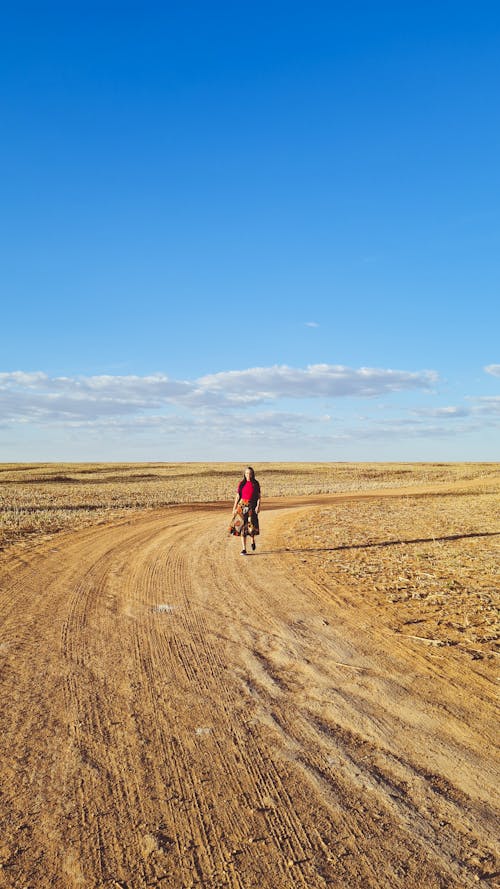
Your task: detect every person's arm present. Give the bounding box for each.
[255,485,261,513]
[232,490,240,515]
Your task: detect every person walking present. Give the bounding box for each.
[229,466,261,554]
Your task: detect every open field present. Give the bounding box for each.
[0,461,497,552]
[0,463,499,887]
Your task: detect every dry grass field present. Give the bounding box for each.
[279,484,499,659]
[0,461,496,552]
[0,462,498,888]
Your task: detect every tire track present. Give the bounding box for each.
[192,511,499,888]
[0,493,498,888]
[126,514,321,888]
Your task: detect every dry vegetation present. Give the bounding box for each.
[277,486,500,662]
[0,461,497,553]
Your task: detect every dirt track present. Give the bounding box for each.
[0,483,498,888]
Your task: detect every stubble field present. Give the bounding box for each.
[0,461,496,551]
[0,462,498,888]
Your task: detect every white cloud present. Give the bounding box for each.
[0,371,49,386]
[0,363,440,425]
[41,413,493,439]
[351,418,475,440]
[484,364,500,377]
[474,396,500,415]
[412,406,470,418]
[197,364,439,400]
[2,365,499,460]
[0,371,193,421]
[7,364,497,459]
[305,321,319,328]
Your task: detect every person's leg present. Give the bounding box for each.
[250,508,257,550]
[240,508,249,553]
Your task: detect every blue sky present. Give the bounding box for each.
[1,1,499,461]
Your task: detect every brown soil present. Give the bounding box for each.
[0,478,498,888]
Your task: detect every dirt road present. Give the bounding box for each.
[0,485,498,888]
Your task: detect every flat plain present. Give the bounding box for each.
[0,462,498,888]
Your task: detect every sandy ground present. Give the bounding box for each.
[0,479,498,888]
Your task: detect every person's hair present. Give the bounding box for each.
[239,466,256,488]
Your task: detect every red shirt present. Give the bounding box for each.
[240,480,256,501]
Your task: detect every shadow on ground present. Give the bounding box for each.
[253,530,499,556]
